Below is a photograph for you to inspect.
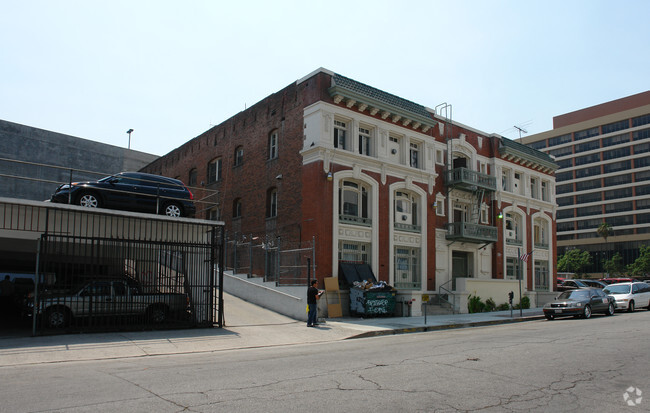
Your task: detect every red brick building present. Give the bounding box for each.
[141,68,558,313]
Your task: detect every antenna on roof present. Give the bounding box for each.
[514,125,528,142]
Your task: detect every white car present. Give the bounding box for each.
[603,282,650,312]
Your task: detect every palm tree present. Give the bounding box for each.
[597,222,613,276]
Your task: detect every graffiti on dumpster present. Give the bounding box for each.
[365,298,390,314]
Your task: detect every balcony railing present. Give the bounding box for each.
[444,167,497,192]
[445,222,498,243]
[339,214,372,226]
[394,222,421,233]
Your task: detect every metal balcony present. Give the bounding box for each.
[445,222,498,243]
[444,168,497,192]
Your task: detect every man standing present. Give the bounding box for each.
[307,279,322,327]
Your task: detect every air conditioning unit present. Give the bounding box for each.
[402,214,408,221]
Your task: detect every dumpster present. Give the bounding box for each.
[350,287,397,316]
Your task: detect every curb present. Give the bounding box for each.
[346,315,546,339]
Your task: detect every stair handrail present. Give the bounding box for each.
[439,279,457,314]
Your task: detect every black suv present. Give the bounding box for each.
[50,172,196,217]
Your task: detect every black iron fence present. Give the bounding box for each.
[0,198,224,335]
[224,234,316,286]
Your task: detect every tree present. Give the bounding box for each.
[596,222,613,243]
[557,249,592,276]
[627,245,650,278]
[603,252,625,276]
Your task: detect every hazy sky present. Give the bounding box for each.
[2,0,649,156]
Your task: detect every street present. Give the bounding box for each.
[1,311,648,412]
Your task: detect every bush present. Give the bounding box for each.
[484,298,497,312]
[514,296,531,310]
[468,294,486,313]
[496,303,510,311]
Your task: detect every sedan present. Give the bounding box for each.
[543,288,615,320]
[603,282,650,312]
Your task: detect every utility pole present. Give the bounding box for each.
[127,129,134,149]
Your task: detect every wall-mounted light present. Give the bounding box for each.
[497,212,503,219]
[432,201,438,209]
[327,171,333,181]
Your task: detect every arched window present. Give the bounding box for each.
[188,168,197,187]
[234,146,244,166]
[534,217,549,249]
[339,180,370,225]
[505,212,523,245]
[268,131,278,160]
[394,191,420,232]
[267,187,277,218]
[233,198,242,218]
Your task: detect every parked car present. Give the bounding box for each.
[556,279,589,292]
[50,172,196,217]
[543,288,615,320]
[30,278,189,328]
[577,279,607,289]
[599,277,634,284]
[603,282,650,312]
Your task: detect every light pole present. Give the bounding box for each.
[126,129,134,149]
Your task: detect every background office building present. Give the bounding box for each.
[523,91,650,274]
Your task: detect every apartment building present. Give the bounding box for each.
[141,68,558,313]
[523,91,650,274]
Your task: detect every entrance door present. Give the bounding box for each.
[452,251,470,290]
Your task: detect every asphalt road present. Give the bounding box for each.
[1,311,648,412]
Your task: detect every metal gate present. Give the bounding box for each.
[0,200,224,335]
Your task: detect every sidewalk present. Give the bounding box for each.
[0,293,545,367]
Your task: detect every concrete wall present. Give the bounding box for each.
[0,119,157,202]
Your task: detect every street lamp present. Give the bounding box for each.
[126,129,134,149]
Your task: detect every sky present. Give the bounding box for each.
[2,0,649,156]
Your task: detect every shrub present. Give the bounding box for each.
[468,294,486,313]
[497,303,510,311]
[484,298,497,312]
[514,296,531,310]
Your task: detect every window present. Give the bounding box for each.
[557,222,575,232]
[208,207,221,221]
[267,188,277,218]
[634,142,650,154]
[395,191,420,232]
[556,158,573,169]
[207,158,222,184]
[358,126,372,156]
[505,212,522,244]
[529,140,546,150]
[557,196,573,207]
[576,205,601,217]
[188,169,197,187]
[574,140,600,153]
[633,114,650,128]
[603,147,630,160]
[605,201,632,213]
[556,171,573,182]
[394,247,420,289]
[604,174,631,187]
[530,177,539,199]
[557,209,574,219]
[575,179,600,191]
[601,119,629,135]
[604,187,632,200]
[409,142,420,168]
[636,170,650,182]
[234,146,244,166]
[435,195,445,216]
[603,160,630,173]
[636,199,650,210]
[388,135,401,163]
[548,134,571,146]
[575,166,600,179]
[501,169,510,191]
[602,133,629,148]
[633,128,650,141]
[576,192,601,204]
[339,241,370,264]
[574,127,599,141]
[534,260,550,291]
[548,146,573,157]
[339,180,370,225]
[268,131,278,160]
[334,120,347,150]
[513,172,522,194]
[233,198,242,218]
[635,157,650,168]
[577,219,601,230]
[506,258,518,280]
[534,218,548,248]
[575,153,601,166]
[557,183,573,194]
[541,181,549,201]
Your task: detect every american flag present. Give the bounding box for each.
[519,250,533,262]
